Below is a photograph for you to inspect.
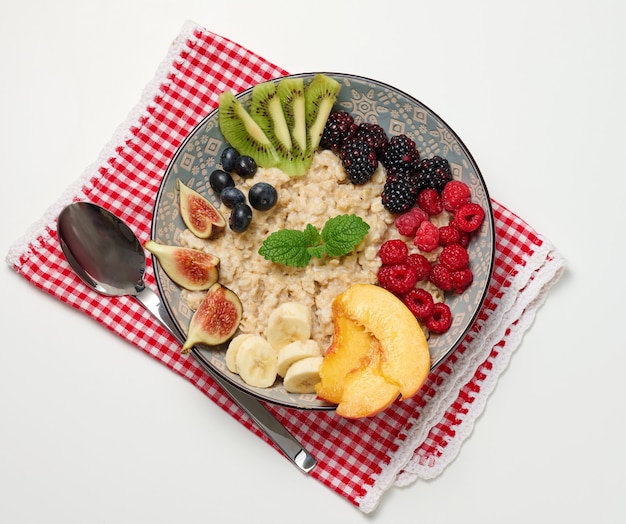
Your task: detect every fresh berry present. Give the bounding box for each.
[354,123,388,158]
[248,182,278,211]
[320,111,358,151]
[425,302,453,333]
[340,139,378,184]
[381,179,418,214]
[381,134,420,172]
[451,268,473,293]
[395,207,429,237]
[453,202,485,232]
[442,180,471,211]
[209,169,235,194]
[414,220,439,252]
[220,186,246,208]
[438,224,461,246]
[220,147,240,172]
[378,239,409,265]
[234,155,257,178]
[377,264,418,295]
[417,188,443,215]
[429,263,453,291]
[402,288,434,319]
[439,244,469,271]
[406,253,431,281]
[415,156,452,192]
[229,203,253,233]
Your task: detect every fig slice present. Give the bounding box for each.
[182,283,243,352]
[178,179,226,238]
[145,240,219,291]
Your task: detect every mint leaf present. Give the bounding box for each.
[321,215,370,258]
[258,214,370,268]
[258,229,312,267]
[303,223,321,246]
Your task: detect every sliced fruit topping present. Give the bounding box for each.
[218,91,280,169]
[144,241,219,291]
[181,283,242,352]
[178,179,225,238]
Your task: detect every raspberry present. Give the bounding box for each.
[417,188,443,215]
[425,302,453,333]
[439,244,469,271]
[451,268,473,293]
[442,180,471,211]
[438,224,461,246]
[402,288,434,319]
[395,208,428,237]
[429,263,453,291]
[453,202,486,233]
[377,264,419,295]
[406,253,431,281]
[378,239,408,265]
[414,220,439,252]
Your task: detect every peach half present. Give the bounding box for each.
[315,284,431,418]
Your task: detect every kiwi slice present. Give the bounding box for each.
[218,91,279,168]
[305,74,341,152]
[276,77,313,177]
[250,80,294,169]
[277,77,307,153]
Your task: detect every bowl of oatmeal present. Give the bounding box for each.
[150,73,495,410]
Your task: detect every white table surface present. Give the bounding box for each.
[1,1,624,522]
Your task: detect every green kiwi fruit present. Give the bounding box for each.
[305,74,341,152]
[277,77,307,154]
[276,77,312,177]
[250,80,292,156]
[218,91,279,168]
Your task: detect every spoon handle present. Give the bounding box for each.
[134,285,317,474]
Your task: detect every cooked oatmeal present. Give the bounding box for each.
[179,150,395,346]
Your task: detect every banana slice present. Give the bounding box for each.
[225,333,255,373]
[283,356,324,394]
[266,302,312,351]
[235,335,278,388]
[276,339,322,378]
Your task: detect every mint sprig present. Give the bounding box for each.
[258,214,370,267]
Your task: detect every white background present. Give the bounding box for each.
[1,0,624,522]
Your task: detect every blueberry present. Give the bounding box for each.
[229,203,253,233]
[220,147,240,172]
[220,186,246,208]
[248,182,278,211]
[209,169,235,194]
[234,155,257,178]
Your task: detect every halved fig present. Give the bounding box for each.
[145,240,219,291]
[182,283,243,352]
[178,180,226,238]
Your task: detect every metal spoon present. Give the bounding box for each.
[57,201,316,473]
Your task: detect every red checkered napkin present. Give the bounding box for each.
[6,21,565,513]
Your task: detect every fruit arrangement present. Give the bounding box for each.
[148,73,490,418]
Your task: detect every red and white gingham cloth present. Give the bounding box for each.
[5,21,565,513]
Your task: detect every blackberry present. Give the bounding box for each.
[381,134,420,172]
[340,139,378,184]
[320,111,358,151]
[354,123,388,158]
[415,156,452,193]
[381,179,418,214]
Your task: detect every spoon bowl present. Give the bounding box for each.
[57,201,316,473]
